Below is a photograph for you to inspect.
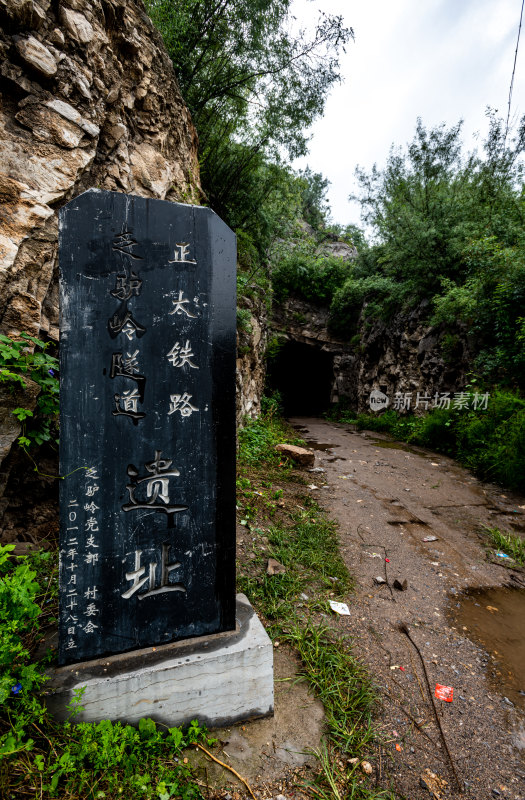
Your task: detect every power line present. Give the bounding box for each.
[505,0,525,142]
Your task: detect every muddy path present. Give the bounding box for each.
[291,417,525,800]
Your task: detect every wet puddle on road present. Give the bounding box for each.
[448,586,525,708]
[303,440,340,452]
[368,437,423,456]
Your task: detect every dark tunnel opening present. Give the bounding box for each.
[266,340,334,416]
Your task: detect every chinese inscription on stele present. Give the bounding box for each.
[58,190,236,665]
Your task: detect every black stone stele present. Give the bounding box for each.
[58,190,236,666]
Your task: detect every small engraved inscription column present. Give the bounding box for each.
[58,190,236,665]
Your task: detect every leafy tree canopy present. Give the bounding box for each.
[351,112,525,296]
[334,112,525,388]
[146,0,352,225]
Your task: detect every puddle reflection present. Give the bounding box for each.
[448,586,525,708]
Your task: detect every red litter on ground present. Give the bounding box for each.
[435,684,454,702]
[385,558,390,562]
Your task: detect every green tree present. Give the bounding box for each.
[146,0,352,224]
[352,114,525,298]
[346,113,525,386]
[352,119,472,295]
[296,167,331,230]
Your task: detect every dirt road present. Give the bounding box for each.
[291,417,525,800]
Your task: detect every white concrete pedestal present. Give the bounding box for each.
[47,594,274,728]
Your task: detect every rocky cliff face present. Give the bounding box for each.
[0,0,201,343]
[0,0,202,493]
[236,296,268,425]
[336,304,472,411]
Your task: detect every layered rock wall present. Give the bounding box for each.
[336,306,472,411]
[236,296,268,424]
[1,0,201,341]
[0,0,201,479]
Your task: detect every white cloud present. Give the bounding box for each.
[291,0,525,226]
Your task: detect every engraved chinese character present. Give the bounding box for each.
[112,225,143,261]
[83,621,98,634]
[110,352,146,401]
[65,638,77,650]
[84,502,99,514]
[85,468,99,481]
[167,340,198,369]
[168,393,198,418]
[122,450,188,516]
[85,552,99,565]
[84,603,99,617]
[122,544,186,600]
[84,586,98,600]
[112,350,140,376]
[86,535,99,549]
[168,243,196,265]
[169,290,197,318]
[86,484,99,497]
[85,517,99,532]
[110,270,142,301]
[108,310,146,341]
[113,388,146,424]
[415,392,431,410]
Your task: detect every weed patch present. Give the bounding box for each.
[483,526,525,565]
[0,333,59,451]
[0,541,211,799]
[237,412,394,799]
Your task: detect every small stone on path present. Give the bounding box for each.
[393,579,408,591]
[266,558,286,576]
[275,444,314,467]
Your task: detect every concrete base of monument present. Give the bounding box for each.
[46,594,273,728]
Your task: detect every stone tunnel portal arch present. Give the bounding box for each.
[266,340,334,416]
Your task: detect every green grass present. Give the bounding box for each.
[0,543,212,799]
[238,506,376,756]
[484,526,525,565]
[306,742,394,800]
[237,411,395,799]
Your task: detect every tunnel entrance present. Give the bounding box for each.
[266,340,334,416]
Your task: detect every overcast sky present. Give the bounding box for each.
[292,0,525,227]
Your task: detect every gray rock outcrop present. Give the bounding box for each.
[0,0,201,484]
[0,0,201,342]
